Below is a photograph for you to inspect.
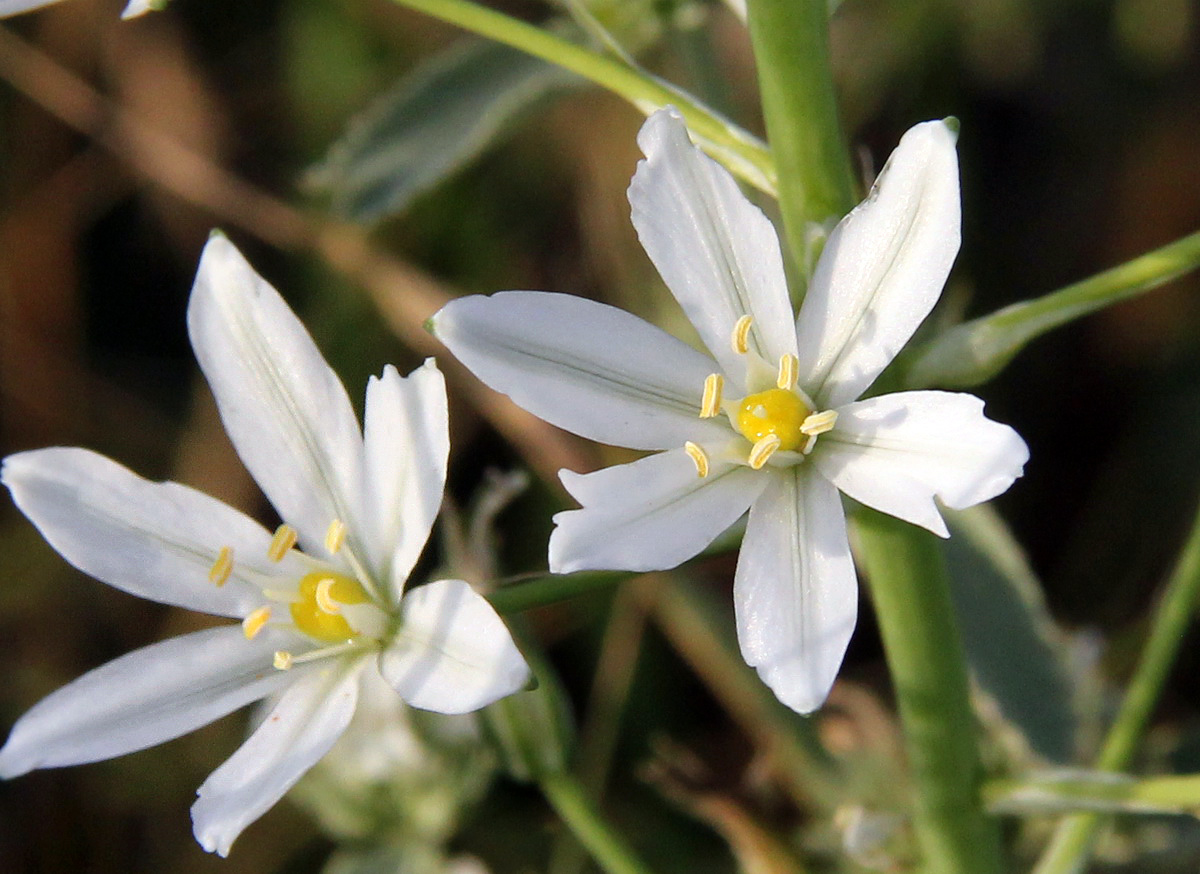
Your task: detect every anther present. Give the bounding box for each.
[242,606,272,640]
[684,442,710,478]
[273,650,294,670]
[314,577,341,615]
[324,519,346,555]
[267,524,297,562]
[700,373,724,418]
[777,354,799,390]
[731,315,753,355]
[208,546,233,587]
[800,410,839,436]
[748,434,782,470]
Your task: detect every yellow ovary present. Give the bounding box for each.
[735,388,811,453]
[290,571,370,643]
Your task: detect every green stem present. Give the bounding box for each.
[856,509,1004,874]
[488,570,627,614]
[385,0,775,194]
[906,229,1200,389]
[1031,497,1200,874]
[540,771,657,874]
[986,772,1200,817]
[745,0,854,279]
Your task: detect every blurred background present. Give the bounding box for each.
[1,0,1199,871]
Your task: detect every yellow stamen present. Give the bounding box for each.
[267,524,297,562]
[684,442,710,478]
[748,434,782,470]
[802,434,819,455]
[731,315,753,355]
[208,546,233,587]
[800,410,839,436]
[314,577,341,614]
[324,519,346,555]
[699,373,724,418]
[776,354,799,390]
[273,650,294,670]
[242,606,272,640]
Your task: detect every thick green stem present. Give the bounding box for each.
[856,509,1004,874]
[745,0,855,278]
[540,771,657,874]
[1032,497,1200,874]
[385,0,775,194]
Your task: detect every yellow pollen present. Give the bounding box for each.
[314,577,341,614]
[208,546,233,587]
[290,571,369,643]
[735,388,812,453]
[731,315,753,355]
[800,410,839,436]
[700,373,724,418]
[268,524,297,562]
[748,435,782,469]
[684,441,710,478]
[324,519,346,555]
[242,606,272,640]
[273,650,294,670]
[777,354,799,390]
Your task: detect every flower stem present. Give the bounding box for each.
[540,770,657,874]
[855,509,1005,874]
[1031,496,1200,874]
[745,0,855,277]
[384,0,775,194]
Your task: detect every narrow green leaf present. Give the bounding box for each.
[942,505,1079,763]
[905,230,1200,389]
[308,39,578,222]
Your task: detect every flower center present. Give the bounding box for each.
[290,571,370,643]
[735,388,811,452]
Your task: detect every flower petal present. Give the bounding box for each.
[362,360,449,601]
[379,579,529,714]
[629,108,797,382]
[812,391,1028,538]
[187,233,366,560]
[191,657,364,856]
[734,466,857,714]
[0,625,304,778]
[795,120,961,408]
[549,448,765,574]
[432,291,730,450]
[0,0,59,16]
[1,448,303,618]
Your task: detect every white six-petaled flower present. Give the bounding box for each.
[0,234,529,855]
[431,109,1028,715]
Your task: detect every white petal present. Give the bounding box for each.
[432,291,730,450]
[1,448,304,618]
[812,391,1028,538]
[549,448,765,574]
[734,466,857,714]
[187,234,366,559]
[191,657,364,856]
[362,360,449,601]
[795,120,961,407]
[0,0,59,15]
[380,579,529,714]
[629,108,797,382]
[120,0,156,18]
[0,626,303,778]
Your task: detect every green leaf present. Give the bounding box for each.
[985,771,1200,817]
[942,505,1079,763]
[308,39,579,222]
[905,229,1200,389]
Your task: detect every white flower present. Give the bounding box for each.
[430,109,1028,715]
[0,234,529,855]
[0,0,158,19]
